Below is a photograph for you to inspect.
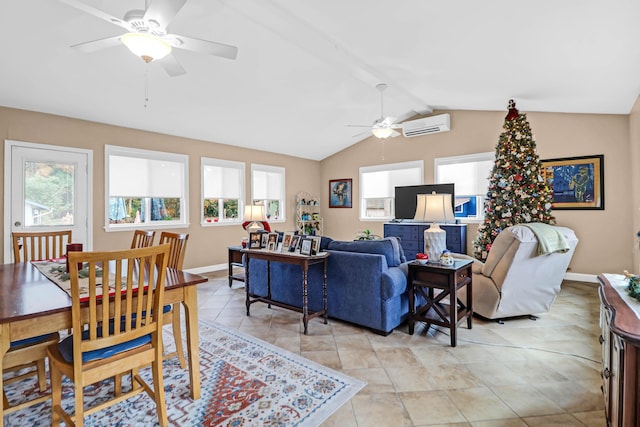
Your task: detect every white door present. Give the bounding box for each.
[4,140,93,262]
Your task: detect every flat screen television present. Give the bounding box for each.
[393,183,455,221]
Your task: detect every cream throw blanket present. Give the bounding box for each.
[522,222,570,256]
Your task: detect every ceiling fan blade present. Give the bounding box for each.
[380,117,397,127]
[390,130,401,138]
[58,0,131,31]
[144,0,187,31]
[166,34,238,60]
[71,35,122,53]
[158,53,186,77]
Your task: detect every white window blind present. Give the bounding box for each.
[252,166,284,200]
[435,153,493,195]
[109,154,185,198]
[202,159,244,199]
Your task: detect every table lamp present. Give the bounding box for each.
[243,205,266,233]
[414,192,455,262]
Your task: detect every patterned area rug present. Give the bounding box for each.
[3,320,365,426]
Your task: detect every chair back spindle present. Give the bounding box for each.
[12,230,72,263]
[158,232,189,269]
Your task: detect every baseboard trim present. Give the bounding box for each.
[184,263,227,275]
[185,263,599,284]
[565,272,598,283]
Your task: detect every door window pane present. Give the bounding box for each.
[24,161,75,226]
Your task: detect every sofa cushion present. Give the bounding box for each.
[327,237,405,267]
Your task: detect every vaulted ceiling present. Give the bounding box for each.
[1,0,639,160]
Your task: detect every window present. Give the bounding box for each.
[105,145,189,230]
[359,161,423,220]
[251,164,285,221]
[202,158,245,225]
[435,152,494,221]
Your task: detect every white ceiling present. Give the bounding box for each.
[1,0,640,160]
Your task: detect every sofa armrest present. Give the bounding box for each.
[381,267,408,300]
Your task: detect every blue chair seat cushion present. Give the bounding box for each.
[58,327,151,363]
[10,333,58,349]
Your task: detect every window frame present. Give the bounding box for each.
[104,145,189,231]
[250,163,286,223]
[359,160,424,221]
[434,151,494,223]
[201,158,245,226]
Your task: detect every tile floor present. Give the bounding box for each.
[197,272,606,426]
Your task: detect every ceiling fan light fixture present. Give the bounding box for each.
[121,32,171,63]
[372,127,394,139]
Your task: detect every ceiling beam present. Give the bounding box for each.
[221,0,432,116]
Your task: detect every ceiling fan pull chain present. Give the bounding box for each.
[144,65,150,108]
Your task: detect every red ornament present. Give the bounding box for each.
[515,174,523,182]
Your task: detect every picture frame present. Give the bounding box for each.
[267,232,279,249]
[288,235,301,253]
[309,236,322,255]
[329,178,352,208]
[249,232,262,249]
[261,233,269,248]
[267,241,276,251]
[541,154,604,210]
[282,232,294,252]
[300,238,313,256]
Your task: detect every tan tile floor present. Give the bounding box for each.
[198,272,606,426]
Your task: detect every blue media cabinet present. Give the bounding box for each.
[383,223,467,261]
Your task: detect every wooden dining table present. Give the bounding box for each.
[0,261,208,426]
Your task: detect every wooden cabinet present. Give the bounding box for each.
[295,192,323,236]
[598,274,640,427]
[384,223,467,260]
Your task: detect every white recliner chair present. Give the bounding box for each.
[457,224,578,321]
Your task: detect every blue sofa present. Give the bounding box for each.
[245,237,410,335]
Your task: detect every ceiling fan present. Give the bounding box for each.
[348,83,402,139]
[59,0,238,77]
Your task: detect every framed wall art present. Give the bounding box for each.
[541,154,604,210]
[329,178,352,208]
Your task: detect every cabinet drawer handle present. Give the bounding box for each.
[603,368,611,379]
[599,335,604,344]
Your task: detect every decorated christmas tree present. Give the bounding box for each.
[473,100,555,262]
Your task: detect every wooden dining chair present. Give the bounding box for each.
[158,231,189,368]
[46,244,171,427]
[130,229,155,249]
[3,333,60,414]
[12,230,73,262]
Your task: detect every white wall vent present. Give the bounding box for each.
[401,113,451,137]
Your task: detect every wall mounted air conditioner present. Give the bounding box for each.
[401,113,451,137]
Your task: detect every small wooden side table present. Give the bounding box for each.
[408,259,473,347]
[228,246,245,288]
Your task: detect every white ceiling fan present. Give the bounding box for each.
[59,0,238,77]
[348,83,402,139]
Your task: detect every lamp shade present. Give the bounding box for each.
[414,193,454,223]
[243,205,266,222]
[414,192,454,262]
[121,32,172,63]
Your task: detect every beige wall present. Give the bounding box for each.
[321,109,632,276]
[0,107,320,269]
[1,105,634,275]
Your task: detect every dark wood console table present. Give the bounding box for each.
[228,245,245,288]
[242,249,329,334]
[598,273,640,426]
[408,259,473,347]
